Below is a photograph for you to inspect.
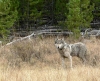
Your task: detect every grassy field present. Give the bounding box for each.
[0,37,100,81]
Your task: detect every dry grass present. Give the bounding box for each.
[0,66,100,81]
[0,37,100,81]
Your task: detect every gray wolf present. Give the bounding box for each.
[55,38,87,68]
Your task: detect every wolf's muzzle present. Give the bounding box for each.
[57,46,63,50]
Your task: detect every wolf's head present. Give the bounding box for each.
[55,38,66,50]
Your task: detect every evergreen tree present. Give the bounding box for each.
[66,0,82,38]
[92,0,100,22]
[17,0,44,29]
[55,0,68,20]
[81,0,94,27]
[29,0,43,20]
[0,0,18,38]
[55,0,68,27]
[66,0,94,38]
[29,0,44,26]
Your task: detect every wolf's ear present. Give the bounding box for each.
[57,36,59,39]
[55,36,59,41]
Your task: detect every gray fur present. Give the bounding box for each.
[55,38,87,68]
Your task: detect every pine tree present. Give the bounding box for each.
[17,0,44,29]
[81,0,94,27]
[55,0,68,27]
[0,0,18,39]
[92,0,100,24]
[66,0,82,38]
[29,0,43,22]
[66,0,94,38]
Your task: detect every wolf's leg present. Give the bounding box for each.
[61,57,65,68]
[64,52,73,69]
[81,56,86,64]
[68,55,72,68]
[78,54,86,65]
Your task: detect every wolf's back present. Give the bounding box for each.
[70,43,87,56]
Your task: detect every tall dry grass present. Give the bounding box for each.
[0,37,100,81]
[0,66,100,81]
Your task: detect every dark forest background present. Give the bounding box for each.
[0,0,100,38]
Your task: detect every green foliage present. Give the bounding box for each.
[0,0,18,38]
[66,0,94,38]
[55,0,67,21]
[0,0,97,39]
[66,0,82,38]
[92,0,100,21]
[18,0,43,20]
[81,0,94,27]
[29,0,43,20]
[17,0,44,28]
